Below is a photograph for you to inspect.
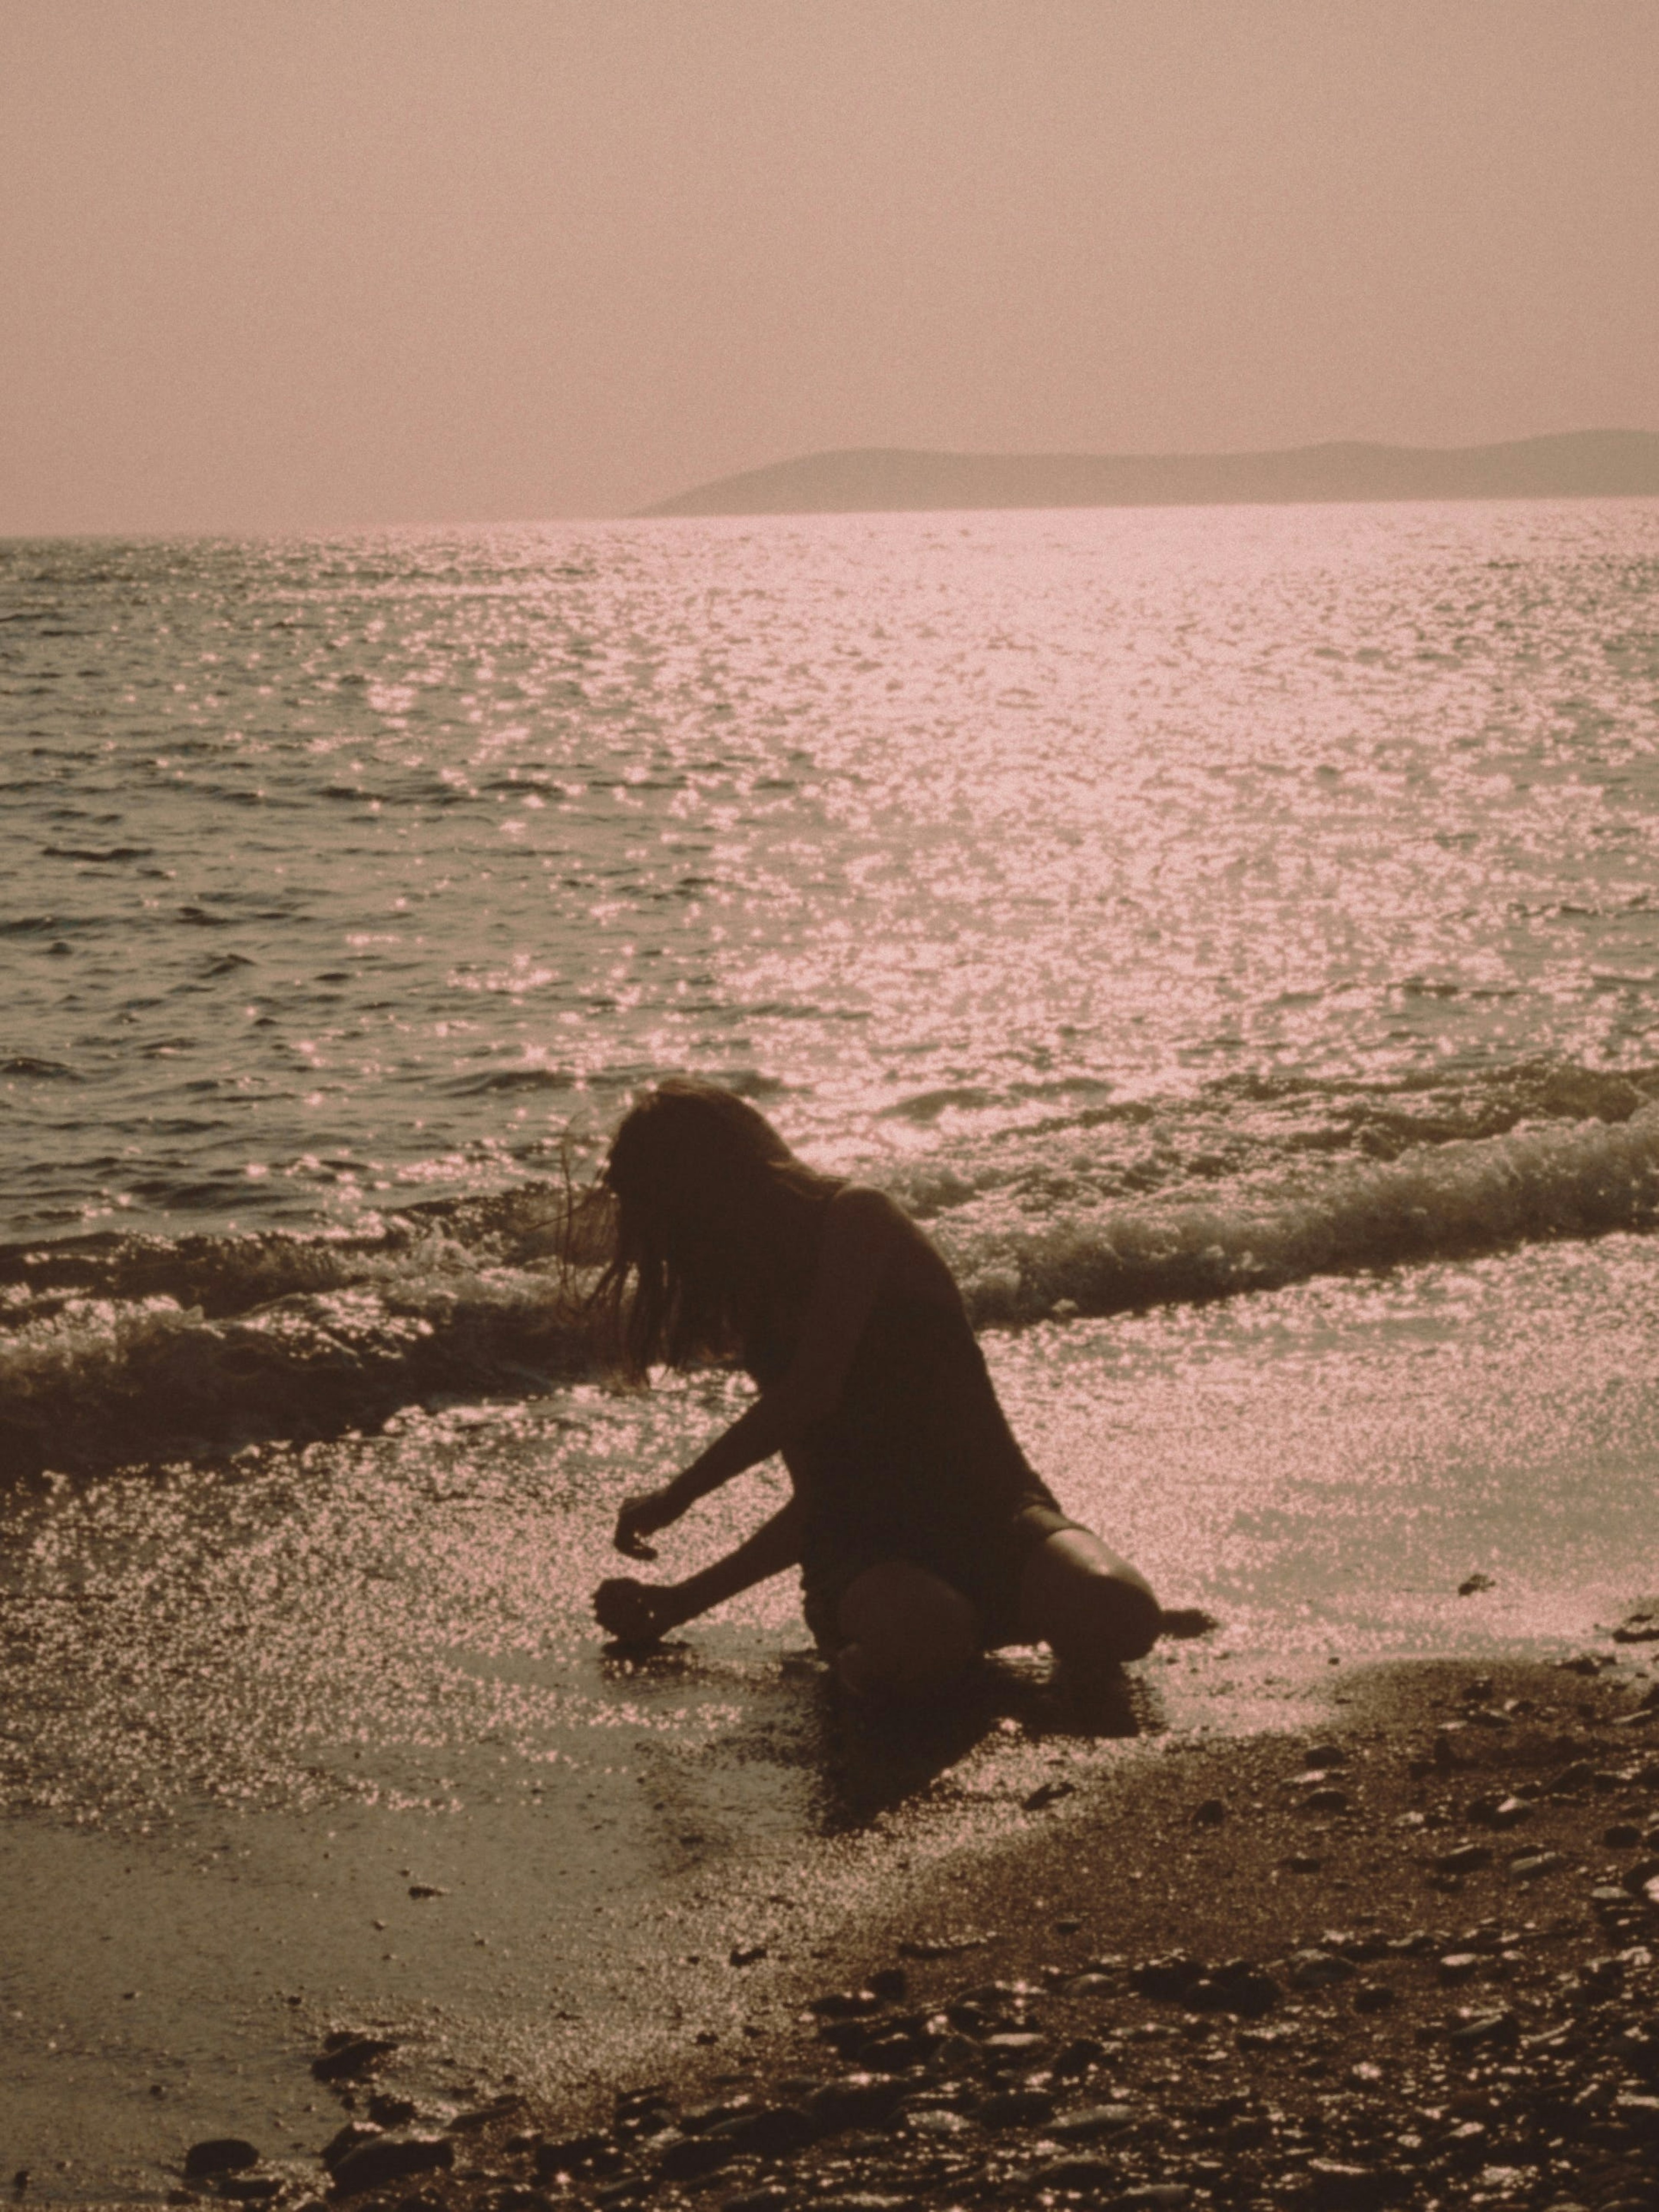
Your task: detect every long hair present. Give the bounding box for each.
[592,1079,836,1376]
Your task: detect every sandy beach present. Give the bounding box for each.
[123,1637,1659,2212]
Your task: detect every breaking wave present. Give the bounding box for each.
[3,1077,1657,1480]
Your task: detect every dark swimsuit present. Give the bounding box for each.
[744,1264,1078,1653]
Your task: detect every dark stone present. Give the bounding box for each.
[1509,1851,1567,1880]
[979,2087,1055,2127]
[1436,1952,1482,1984]
[1023,1779,1077,1811]
[1305,2159,1398,2209]
[1119,2190,1194,2211]
[1303,1787,1352,1815]
[311,2034,397,2083]
[1130,1954,1204,2001]
[1213,1962,1282,2016]
[719,2105,817,2157]
[981,2030,1046,2063]
[1033,2154,1120,2189]
[1052,2036,1106,2079]
[328,2134,454,2198]
[1352,1983,1397,2013]
[868,1966,908,2000]
[657,2133,738,2180]
[533,2131,614,2177]
[1446,2007,1519,2050]
[681,2098,754,2136]
[1430,1843,1493,1875]
[807,2073,909,2133]
[367,2094,420,2127]
[729,1942,767,1967]
[859,2030,932,2070]
[181,2141,260,2181]
[1049,2104,1137,2140]
[321,2124,383,2174]
[1288,1949,1355,1990]
[1192,1797,1228,1826]
[808,1988,884,2019]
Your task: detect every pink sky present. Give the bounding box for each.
[3,0,1656,534]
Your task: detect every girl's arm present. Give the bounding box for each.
[613,1185,903,1556]
[595,1496,802,1643]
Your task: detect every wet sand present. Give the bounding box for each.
[92,1642,1659,2212]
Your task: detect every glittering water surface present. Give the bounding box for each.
[4,503,1659,2193]
[5,502,1659,1233]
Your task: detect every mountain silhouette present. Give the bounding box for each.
[639,430,1659,517]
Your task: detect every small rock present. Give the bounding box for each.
[1023,1779,1077,1812]
[1288,1948,1355,1990]
[1458,1573,1496,1597]
[1192,1797,1227,1827]
[1430,1843,1493,1874]
[1509,1850,1567,1880]
[1119,2190,1193,2211]
[533,2130,613,2177]
[1052,2035,1106,2078]
[1437,1951,1482,1983]
[1049,2103,1137,2140]
[1130,1954,1203,2001]
[807,2073,909,2133]
[1305,2160,1397,2209]
[728,1942,767,1967]
[681,2098,754,2136]
[1302,1786,1351,1814]
[657,2133,738,2181]
[808,1988,884,2019]
[1446,2005,1519,2049]
[981,2029,1046,2062]
[1304,1744,1347,1768]
[311,2033,397,2083]
[979,2085,1055,2127]
[181,2141,260,2180]
[1352,1983,1397,2013]
[321,2123,384,2173]
[328,2134,454,2199]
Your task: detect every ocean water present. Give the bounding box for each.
[4,500,1659,2193]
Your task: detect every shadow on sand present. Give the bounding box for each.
[599,1632,1169,1837]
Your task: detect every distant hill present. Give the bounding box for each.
[638,430,1659,518]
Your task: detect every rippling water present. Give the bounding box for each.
[4,502,1659,2193]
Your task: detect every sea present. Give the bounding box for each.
[3,498,1658,2194]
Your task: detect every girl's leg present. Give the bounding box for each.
[834,1558,982,1698]
[1018,1527,1162,1668]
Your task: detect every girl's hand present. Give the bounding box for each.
[614,1486,679,1560]
[594,1576,681,1646]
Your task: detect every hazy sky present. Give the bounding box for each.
[3,0,1656,534]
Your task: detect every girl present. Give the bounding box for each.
[591,1079,1161,1697]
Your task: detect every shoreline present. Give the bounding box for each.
[138,1642,1659,2212]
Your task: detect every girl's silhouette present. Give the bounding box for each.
[591,1079,1161,1696]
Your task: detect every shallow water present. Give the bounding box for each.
[4,500,1659,2192]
